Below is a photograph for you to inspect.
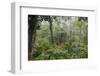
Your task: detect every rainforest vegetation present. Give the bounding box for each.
[28,15,88,60]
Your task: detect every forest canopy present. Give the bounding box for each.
[28,15,88,60]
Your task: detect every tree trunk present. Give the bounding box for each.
[49,21,54,44]
[79,20,82,49]
[28,30,34,53]
[28,15,38,59]
[32,27,37,51]
[68,17,72,52]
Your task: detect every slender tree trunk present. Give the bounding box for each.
[79,20,82,48]
[68,17,72,52]
[49,21,54,44]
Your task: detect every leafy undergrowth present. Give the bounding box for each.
[28,43,88,60]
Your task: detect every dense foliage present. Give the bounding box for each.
[28,15,88,60]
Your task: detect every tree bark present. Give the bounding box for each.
[28,30,34,53]
[28,15,38,55]
[49,20,54,44]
